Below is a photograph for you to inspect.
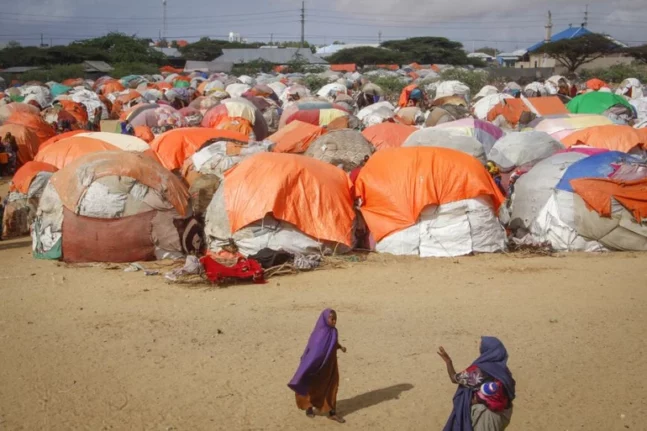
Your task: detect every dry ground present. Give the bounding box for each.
[1,228,646,430]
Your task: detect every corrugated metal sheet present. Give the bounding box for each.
[527,26,593,52]
[215,48,327,65]
[183,60,234,73]
[83,61,113,72]
[1,66,41,73]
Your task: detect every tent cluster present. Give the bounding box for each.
[0,68,646,269]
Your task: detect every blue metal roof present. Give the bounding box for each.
[527,26,593,52]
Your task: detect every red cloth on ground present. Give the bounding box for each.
[200,255,265,284]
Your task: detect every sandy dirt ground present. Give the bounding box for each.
[0,223,646,431]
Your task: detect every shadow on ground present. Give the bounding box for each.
[337,383,414,416]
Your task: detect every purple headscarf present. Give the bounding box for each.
[288,309,338,396]
[443,336,516,431]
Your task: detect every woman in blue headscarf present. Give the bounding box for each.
[438,337,515,431]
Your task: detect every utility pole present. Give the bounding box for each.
[270,33,273,44]
[583,4,589,27]
[162,0,168,40]
[378,31,382,44]
[300,1,305,48]
[40,33,44,47]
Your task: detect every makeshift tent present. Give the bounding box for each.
[5,111,56,145]
[512,151,647,251]
[201,98,268,140]
[570,178,647,250]
[34,135,155,169]
[32,151,195,262]
[486,97,567,128]
[269,121,326,154]
[0,123,40,166]
[39,130,85,151]
[304,129,374,172]
[434,118,504,154]
[616,78,644,100]
[488,131,565,172]
[403,128,487,164]
[0,103,39,124]
[362,122,417,151]
[204,152,355,256]
[567,92,633,115]
[2,161,57,238]
[150,128,249,171]
[473,93,514,120]
[357,101,396,127]
[355,147,506,257]
[527,113,613,141]
[586,79,608,91]
[562,125,647,154]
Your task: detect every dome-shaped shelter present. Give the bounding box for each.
[2,161,57,239]
[355,147,506,257]
[304,129,374,172]
[204,152,355,256]
[32,151,196,262]
[488,131,564,172]
[403,128,486,164]
[362,122,417,151]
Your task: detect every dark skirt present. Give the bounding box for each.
[295,350,339,414]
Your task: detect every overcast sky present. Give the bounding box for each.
[2,0,646,52]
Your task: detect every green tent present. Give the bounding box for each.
[567,92,633,115]
[50,83,71,98]
[173,80,190,88]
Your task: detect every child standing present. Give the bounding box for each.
[288,309,347,423]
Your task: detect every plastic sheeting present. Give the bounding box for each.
[488,131,564,172]
[403,128,486,164]
[376,197,506,257]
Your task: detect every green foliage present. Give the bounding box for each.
[0,33,164,68]
[327,47,405,67]
[158,39,169,48]
[371,76,408,98]
[6,40,21,48]
[231,59,275,76]
[535,33,621,73]
[624,45,647,64]
[439,68,490,95]
[381,37,471,65]
[170,40,179,49]
[304,75,329,93]
[578,63,647,83]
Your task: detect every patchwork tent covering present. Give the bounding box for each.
[361,122,416,151]
[488,131,565,172]
[562,125,647,154]
[269,120,326,154]
[32,151,194,262]
[434,118,503,152]
[526,114,614,141]
[403,128,487,164]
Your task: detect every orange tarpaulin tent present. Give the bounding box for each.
[571,177,647,222]
[224,152,355,247]
[398,84,419,108]
[160,66,184,74]
[361,122,416,151]
[269,120,325,154]
[34,138,121,169]
[355,147,505,241]
[0,124,40,166]
[562,125,647,153]
[487,97,567,126]
[9,161,58,194]
[330,64,357,73]
[150,128,249,171]
[5,112,56,145]
[57,100,89,126]
[134,126,155,143]
[39,130,85,151]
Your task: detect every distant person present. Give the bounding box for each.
[288,309,347,423]
[438,337,515,431]
[407,88,424,107]
[486,161,506,196]
[1,133,17,176]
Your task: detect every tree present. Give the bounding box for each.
[535,33,621,73]
[158,39,169,48]
[475,47,499,57]
[6,40,21,48]
[327,46,404,67]
[170,40,179,49]
[381,37,471,65]
[624,45,647,64]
